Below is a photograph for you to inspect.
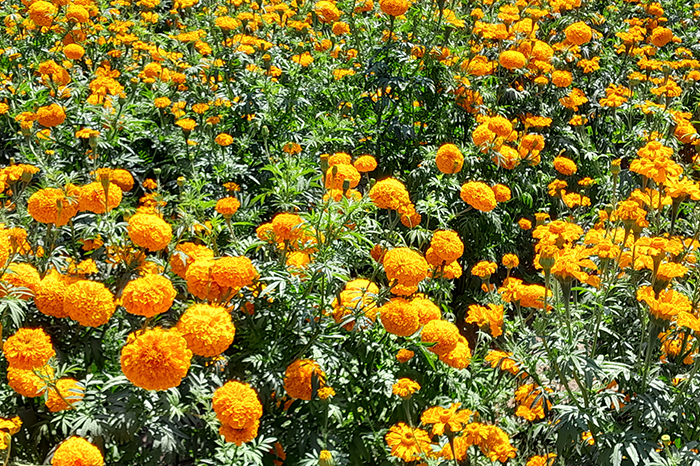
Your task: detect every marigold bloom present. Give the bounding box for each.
[121,274,176,317]
[215,133,234,146]
[392,378,420,398]
[271,213,304,242]
[121,328,192,391]
[3,328,55,370]
[369,178,411,210]
[63,281,116,327]
[492,184,511,202]
[421,403,473,436]
[78,182,122,213]
[213,381,262,430]
[499,50,527,70]
[551,70,572,87]
[220,420,260,446]
[176,304,235,357]
[650,27,673,47]
[637,286,691,320]
[485,350,519,375]
[412,296,442,324]
[7,365,53,397]
[284,359,326,400]
[564,21,592,45]
[471,261,497,278]
[353,155,377,172]
[27,187,79,226]
[553,156,577,175]
[211,256,258,290]
[385,423,431,462]
[515,384,552,421]
[435,143,464,174]
[325,164,361,190]
[518,218,532,230]
[466,304,504,337]
[170,242,214,278]
[421,319,460,355]
[2,262,40,297]
[502,254,519,269]
[186,259,224,301]
[36,104,66,127]
[128,213,172,251]
[439,337,472,369]
[379,0,408,16]
[52,437,104,466]
[430,230,464,264]
[216,197,241,216]
[396,348,415,363]
[28,0,57,27]
[383,247,428,287]
[379,298,420,336]
[332,279,379,330]
[45,378,84,412]
[64,44,86,60]
[461,181,497,212]
[314,0,341,22]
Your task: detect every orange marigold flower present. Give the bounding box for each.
[78,182,122,213]
[383,247,428,287]
[326,163,361,190]
[120,328,192,391]
[379,298,420,336]
[176,303,235,357]
[216,197,241,216]
[551,70,572,87]
[212,381,262,431]
[7,365,53,398]
[392,378,420,399]
[485,350,519,375]
[412,296,442,324]
[439,336,471,369]
[515,384,552,421]
[353,155,377,172]
[461,181,497,212]
[564,21,592,45]
[186,259,224,301]
[271,213,304,242]
[28,187,79,226]
[314,0,341,22]
[215,133,234,146]
[518,218,532,230]
[379,0,408,16]
[3,328,55,370]
[128,213,172,251]
[369,178,411,210]
[421,402,473,436]
[2,262,40,297]
[436,143,464,174]
[421,319,460,355]
[45,378,84,412]
[492,184,511,202]
[211,256,258,290]
[553,156,577,175]
[121,274,176,317]
[28,0,57,27]
[170,242,214,278]
[52,437,104,466]
[220,420,260,446]
[527,453,557,466]
[64,44,85,60]
[284,359,326,400]
[36,104,66,127]
[466,304,504,337]
[650,27,673,47]
[396,348,415,363]
[385,423,431,462]
[63,281,116,327]
[499,50,527,70]
[430,230,464,264]
[637,286,691,320]
[471,261,497,278]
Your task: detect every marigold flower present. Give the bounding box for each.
[211,256,258,290]
[485,350,519,375]
[430,230,464,264]
[637,286,691,320]
[461,181,497,212]
[564,21,592,45]
[45,378,84,412]
[216,197,241,216]
[551,70,572,87]
[128,213,172,251]
[120,328,192,391]
[392,378,420,399]
[353,155,377,172]
[78,182,122,213]
[186,259,224,301]
[27,187,79,226]
[314,0,341,22]
[471,261,497,278]
[110,169,134,192]
[36,104,66,127]
[65,4,89,23]
[396,348,415,363]
[650,27,673,47]
[379,298,420,336]
[383,247,428,287]
[385,423,431,462]
[271,213,304,242]
[2,262,40,297]
[518,218,532,230]
[170,242,214,278]
[502,254,519,269]
[220,421,260,446]
[176,304,235,357]
[3,328,55,370]
[421,319,460,355]
[421,403,473,436]
[553,156,577,175]
[52,437,104,466]
[499,50,527,70]
[284,359,326,400]
[63,281,116,327]
[439,337,471,369]
[332,279,379,330]
[435,143,464,174]
[412,296,442,324]
[325,163,361,190]
[369,177,412,211]
[7,365,53,397]
[213,380,262,430]
[379,0,408,16]
[121,274,176,317]
[466,304,504,337]
[515,384,552,421]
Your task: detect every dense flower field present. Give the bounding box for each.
[0,0,699,462]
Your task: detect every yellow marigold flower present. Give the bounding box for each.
[515,384,552,421]
[435,143,464,174]
[527,453,557,466]
[314,0,341,22]
[65,4,89,23]
[650,26,673,47]
[52,437,104,466]
[175,118,197,132]
[121,274,176,317]
[170,242,214,278]
[63,281,116,327]
[487,116,513,138]
[637,286,691,320]
[271,213,304,242]
[392,378,420,399]
[3,328,55,370]
[211,256,258,290]
[120,328,192,391]
[213,381,262,430]
[383,247,428,287]
[502,253,519,269]
[412,296,441,324]
[2,262,40,297]
[216,197,241,216]
[564,21,592,45]
[36,104,66,128]
[186,259,224,301]
[107,169,134,192]
[284,359,326,400]
[128,213,172,251]
[318,387,335,400]
[485,350,519,375]
[45,378,84,412]
[519,284,551,309]
[0,417,22,437]
[421,319,460,355]
[439,336,471,369]
[63,44,85,60]
[379,0,408,16]
[332,21,350,35]
[176,304,235,357]
[553,156,577,175]
[154,97,171,108]
[379,298,420,336]
[430,230,464,264]
[27,187,80,226]
[551,70,572,87]
[471,261,497,278]
[421,402,473,436]
[332,279,379,330]
[28,1,57,27]
[7,365,53,397]
[78,182,122,214]
[461,181,497,212]
[325,163,361,190]
[396,348,415,363]
[215,133,234,146]
[385,423,431,462]
[466,304,504,337]
[220,420,260,446]
[353,155,377,172]
[518,218,532,230]
[499,50,527,70]
[492,184,511,202]
[369,178,411,210]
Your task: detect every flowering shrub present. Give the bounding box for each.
[0,0,699,462]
